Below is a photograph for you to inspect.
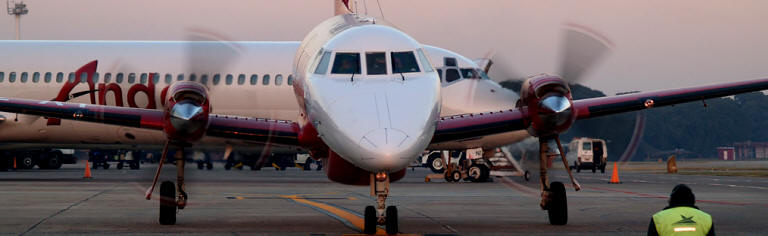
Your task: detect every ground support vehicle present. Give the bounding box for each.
[566,138,608,173]
[424,147,531,183]
[0,148,76,170]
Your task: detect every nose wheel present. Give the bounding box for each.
[363,172,398,234]
[146,141,190,225]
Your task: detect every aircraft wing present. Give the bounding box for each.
[0,97,300,146]
[432,78,768,144]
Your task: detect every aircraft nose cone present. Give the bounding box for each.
[359,128,412,169]
[360,128,409,153]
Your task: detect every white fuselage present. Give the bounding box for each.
[0,24,529,171]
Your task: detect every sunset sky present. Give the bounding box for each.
[1,0,767,94]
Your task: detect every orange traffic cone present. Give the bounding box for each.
[608,162,621,184]
[83,161,92,179]
[13,157,17,169]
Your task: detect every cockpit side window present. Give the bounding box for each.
[331,52,361,74]
[460,68,478,79]
[416,49,434,72]
[314,51,332,75]
[477,69,492,80]
[445,69,460,83]
[391,51,420,73]
[365,52,387,75]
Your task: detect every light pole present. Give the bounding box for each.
[7,0,28,40]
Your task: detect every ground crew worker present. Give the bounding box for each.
[648,184,714,236]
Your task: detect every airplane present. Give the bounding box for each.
[1,1,768,234]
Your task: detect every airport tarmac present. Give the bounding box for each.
[1,161,767,235]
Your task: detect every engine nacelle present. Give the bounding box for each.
[163,82,211,142]
[324,150,405,185]
[517,74,577,137]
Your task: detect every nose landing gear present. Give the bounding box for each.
[363,171,398,234]
[146,141,189,225]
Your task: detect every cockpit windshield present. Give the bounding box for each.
[391,51,420,73]
[366,52,387,75]
[331,53,361,74]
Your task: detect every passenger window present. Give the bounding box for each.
[79,72,88,83]
[139,73,147,84]
[314,51,332,74]
[287,74,294,85]
[275,74,283,85]
[237,74,245,85]
[128,73,136,83]
[366,52,387,75]
[250,74,258,85]
[9,72,16,83]
[153,73,160,84]
[93,72,99,83]
[200,74,208,84]
[0,72,4,83]
[436,69,443,80]
[44,72,52,83]
[104,73,112,83]
[116,73,124,83]
[32,72,40,83]
[225,74,233,85]
[262,74,270,85]
[416,49,434,72]
[331,53,361,74]
[177,74,184,81]
[164,74,172,84]
[213,74,221,85]
[68,72,75,83]
[445,69,460,83]
[188,73,197,82]
[391,51,420,73]
[56,72,63,83]
[21,72,28,83]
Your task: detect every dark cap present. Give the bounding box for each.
[669,184,695,207]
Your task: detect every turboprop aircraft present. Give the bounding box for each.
[1,1,768,234]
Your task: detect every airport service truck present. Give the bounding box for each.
[0,148,77,170]
[566,137,608,173]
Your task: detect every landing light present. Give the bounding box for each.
[375,172,388,181]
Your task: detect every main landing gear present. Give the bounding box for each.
[363,171,398,234]
[537,137,581,225]
[145,141,189,225]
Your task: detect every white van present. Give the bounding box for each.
[566,138,608,173]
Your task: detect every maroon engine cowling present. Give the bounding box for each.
[323,150,405,186]
[163,82,211,142]
[517,74,577,138]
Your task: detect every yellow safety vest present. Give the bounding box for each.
[653,206,712,236]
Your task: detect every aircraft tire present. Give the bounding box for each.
[524,170,532,181]
[159,181,176,225]
[206,162,213,170]
[117,162,124,170]
[20,155,35,169]
[427,154,444,173]
[130,161,140,170]
[363,205,377,234]
[385,206,398,234]
[547,181,568,225]
[450,170,461,182]
[197,162,204,170]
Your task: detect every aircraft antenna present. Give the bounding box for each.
[6,0,28,40]
[375,0,385,20]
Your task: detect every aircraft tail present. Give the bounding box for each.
[334,0,354,15]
